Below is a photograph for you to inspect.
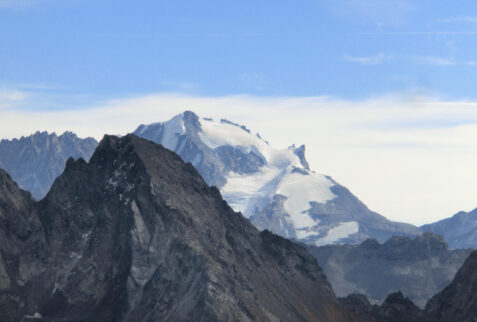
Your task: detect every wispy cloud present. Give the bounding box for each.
[327,0,416,27]
[439,16,477,24]
[0,89,31,109]
[344,53,392,65]
[347,31,477,36]
[0,0,41,8]
[0,0,69,9]
[96,32,277,39]
[411,51,477,67]
[239,72,266,91]
[159,81,199,93]
[344,51,477,67]
[412,56,456,66]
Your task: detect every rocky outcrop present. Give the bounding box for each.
[306,233,473,307]
[0,134,357,322]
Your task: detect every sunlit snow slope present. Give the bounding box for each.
[135,111,420,245]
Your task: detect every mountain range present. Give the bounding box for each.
[1,133,476,321]
[0,134,358,321]
[306,233,473,308]
[0,131,97,199]
[0,111,476,251]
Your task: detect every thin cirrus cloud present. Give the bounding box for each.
[439,16,477,24]
[0,0,39,7]
[344,53,392,65]
[1,90,477,226]
[0,89,31,109]
[326,0,416,26]
[407,55,477,67]
[345,52,477,67]
[0,0,63,8]
[346,31,477,36]
[239,72,266,91]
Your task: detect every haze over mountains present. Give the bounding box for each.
[1,111,476,251]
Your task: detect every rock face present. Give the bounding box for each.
[135,111,420,246]
[306,233,473,308]
[425,250,477,321]
[0,134,357,322]
[0,131,97,199]
[421,208,477,249]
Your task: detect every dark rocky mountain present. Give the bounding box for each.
[340,292,423,322]
[425,250,477,321]
[421,208,477,249]
[306,233,473,308]
[0,131,97,199]
[0,134,358,321]
[135,111,420,246]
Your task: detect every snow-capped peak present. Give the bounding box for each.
[134,111,420,246]
[136,112,338,240]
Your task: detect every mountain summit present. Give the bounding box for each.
[0,134,356,321]
[135,111,420,245]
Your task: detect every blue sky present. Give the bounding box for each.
[2,0,477,100]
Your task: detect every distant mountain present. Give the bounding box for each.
[306,233,473,308]
[0,131,97,199]
[0,134,357,321]
[421,208,477,249]
[135,111,420,245]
